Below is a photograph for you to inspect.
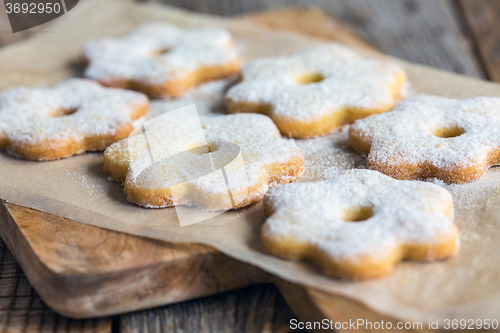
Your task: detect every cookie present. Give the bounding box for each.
[262,169,459,280]
[84,23,241,98]
[225,46,406,138]
[0,78,148,161]
[104,112,304,210]
[349,95,500,183]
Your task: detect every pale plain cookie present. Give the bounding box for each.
[84,23,241,98]
[225,46,406,138]
[262,169,459,280]
[349,95,500,184]
[104,113,304,210]
[0,78,148,161]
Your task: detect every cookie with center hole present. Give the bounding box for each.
[0,78,148,161]
[349,95,500,183]
[262,169,459,280]
[225,46,406,138]
[104,113,304,211]
[84,23,241,98]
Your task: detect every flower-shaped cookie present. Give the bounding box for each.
[0,79,148,161]
[349,95,500,183]
[262,169,459,280]
[84,23,241,98]
[225,47,406,138]
[104,113,304,210]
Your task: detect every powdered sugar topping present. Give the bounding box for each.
[264,169,458,260]
[0,78,148,145]
[226,46,405,121]
[84,22,239,85]
[350,95,500,181]
[106,112,303,209]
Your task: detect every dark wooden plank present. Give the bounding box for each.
[156,0,485,78]
[120,284,302,333]
[0,239,111,333]
[460,0,500,82]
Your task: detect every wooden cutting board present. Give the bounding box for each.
[0,6,431,330]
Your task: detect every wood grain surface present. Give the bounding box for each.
[0,239,111,333]
[0,201,270,318]
[0,0,498,332]
[460,0,500,82]
[241,7,376,52]
[120,283,297,333]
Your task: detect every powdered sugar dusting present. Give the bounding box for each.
[350,95,500,181]
[264,169,458,260]
[0,78,148,145]
[106,113,303,209]
[84,22,239,85]
[226,46,405,121]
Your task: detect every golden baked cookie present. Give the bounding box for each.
[84,23,241,98]
[349,95,500,183]
[262,169,459,280]
[225,46,406,138]
[104,112,304,210]
[0,78,148,161]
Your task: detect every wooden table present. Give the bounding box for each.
[0,0,499,332]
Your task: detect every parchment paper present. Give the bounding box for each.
[0,0,499,325]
